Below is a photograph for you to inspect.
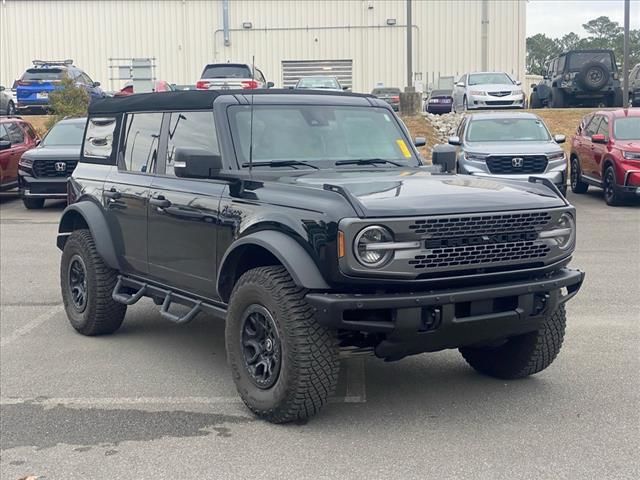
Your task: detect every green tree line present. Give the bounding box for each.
[526,16,640,75]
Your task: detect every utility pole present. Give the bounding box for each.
[622,0,630,107]
[406,0,412,88]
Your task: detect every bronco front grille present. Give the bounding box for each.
[32,160,78,178]
[408,211,551,236]
[486,155,548,174]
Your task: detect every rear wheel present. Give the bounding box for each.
[22,197,45,209]
[7,101,15,116]
[609,89,623,107]
[550,88,565,108]
[570,157,589,194]
[226,266,339,423]
[603,165,622,206]
[460,305,566,379]
[60,229,126,335]
[529,92,542,109]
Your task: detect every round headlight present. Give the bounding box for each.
[354,225,394,267]
[556,212,575,250]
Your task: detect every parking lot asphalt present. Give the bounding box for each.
[0,190,638,480]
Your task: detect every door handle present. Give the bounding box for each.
[150,196,171,208]
[104,188,121,199]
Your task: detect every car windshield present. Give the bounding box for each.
[22,68,66,81]
[613,118,640,140]
[567,52,614,71]
[466,118,551,142]
[372,88,400,95]
[468,73,513,86]
[297,77,340,89]
[42,121,85,146]
[229,105,418,166]
[201,65,252,79]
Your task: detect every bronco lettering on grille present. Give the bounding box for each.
[425,232,538,249]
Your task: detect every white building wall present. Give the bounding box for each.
[0,0,526,93]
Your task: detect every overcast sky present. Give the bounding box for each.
[527,0,640,38]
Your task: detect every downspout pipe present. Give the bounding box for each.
[223,0,230,46]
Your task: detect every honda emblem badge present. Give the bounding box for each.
[512,157,524,168]
[55,162,66,172]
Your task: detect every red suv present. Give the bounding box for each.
[0,117,40,191]
[570,109,640,205]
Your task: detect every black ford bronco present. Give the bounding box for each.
[57,90,584,423]
[531,49,623,108]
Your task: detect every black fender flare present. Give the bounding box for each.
[57,201,120,270]
[216,231,330,301]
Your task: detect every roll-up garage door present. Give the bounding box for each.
[281,59,353,89]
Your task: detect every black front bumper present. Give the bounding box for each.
[306,268,585,359]
[18,171,68,199]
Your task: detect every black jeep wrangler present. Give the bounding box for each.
[57,90,584,423]
[531,49,623,108]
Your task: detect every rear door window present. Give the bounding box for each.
[201,65,252,79]
[597,117,609,136]
[121,113,164,174]
[84,117,116,161]
[165,111,219,175]
[584,116,602,137]
[6,122,25,144]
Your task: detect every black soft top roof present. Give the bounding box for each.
[89,89,375,115]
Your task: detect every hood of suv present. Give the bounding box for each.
[266,168,565,216]
[21,145,80,161]
[464,141,562,156]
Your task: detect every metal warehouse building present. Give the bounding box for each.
[0,0,526,93]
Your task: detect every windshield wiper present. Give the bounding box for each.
[241,160,319,170]
[335,158,402,167]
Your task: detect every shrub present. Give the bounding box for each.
[46,78,89,129]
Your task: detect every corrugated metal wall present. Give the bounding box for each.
[0,0,526,93]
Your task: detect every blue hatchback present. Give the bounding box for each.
[16,60,104,113]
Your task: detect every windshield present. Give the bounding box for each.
[614,118,640,140]
[201,65,251,79]
[466,118,551,142]
[42,121,85,146]
[22,68,66,81]
[568,52,614,71]
[296,77,340,89]
[468,73,513,86]
[372,88,400,95]
[228,105,418,166]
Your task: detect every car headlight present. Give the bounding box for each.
[19,157,33,168]
[354,226,395,267]
[512,89,523,96]
[623,151,640,160]
[547,152,565,161]
[539,212,575,250]
[464,152,488,162]
[469,90,485,96]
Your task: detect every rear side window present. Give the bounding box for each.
[84,117,116,160]
[0,125,9,142]
[22,68,67,81]
[121,113,163,173]
[584,116,602,136]
[6,122,24,144]
[165,111,219,175]
[201,64,251,79]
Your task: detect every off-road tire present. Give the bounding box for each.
[22,197,45,209]
[603,165,622,206]
[226,266,339,424]
[459,305,566,379]
[529,91,542,109]
[60,229,126,335]
[550,88,565,108]
[570,157,589,194]
[577,61,610,92]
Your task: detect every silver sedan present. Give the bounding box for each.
[453,72,525,112]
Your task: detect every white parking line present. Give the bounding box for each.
[0,396,243,406]
[0,304,63,348]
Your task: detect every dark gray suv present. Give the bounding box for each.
[531,49,623,108]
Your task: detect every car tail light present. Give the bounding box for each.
[241,80,259,89]
[17,80,32,86]
[391,95,400,102]
[196,80,210,90]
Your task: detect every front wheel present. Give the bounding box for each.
[460,305,566,379]
[603,165,622,206]
[7,101,16,116]
[570,157,589,194]
[226,266,339,423]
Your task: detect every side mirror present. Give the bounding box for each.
[173,147,223,178]
[591,134,607,144]
[267,81,275,88]
[0,86,5,92]
[414,137,426,147]
[0,140,11,151]
[448,136,462,146]
[342,86,350,91]
[93,81,101,87]
[455,82,465,88]
[515,80,522,86]
[553,134,566,144]
[432,144,457,173]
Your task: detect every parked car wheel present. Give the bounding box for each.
[60,229,127,335]
[550,88,565,108]
[603,165,622,206]
[462,96,469,112]
[6,100,15,116]
[22,197,45,209]
[225,265,339,423]
[570,157,589,194]
[459,305,566,379]
[529,92,542,109]
[609,89,623,108]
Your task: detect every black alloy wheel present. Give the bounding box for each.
[240,304,282,389]
[603,166,620,206]
[68,255,88,312]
